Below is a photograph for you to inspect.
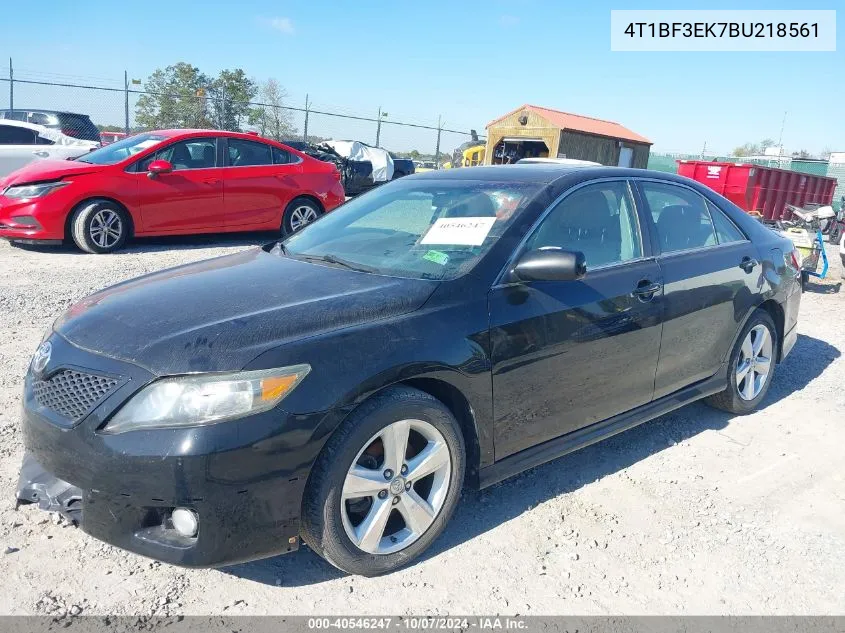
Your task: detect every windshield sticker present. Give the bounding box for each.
[420,217,497,246]
[423,250,450,266]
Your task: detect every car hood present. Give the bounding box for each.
[1,159,104,188]
[55,247,437,375]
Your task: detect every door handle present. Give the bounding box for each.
[202,177,220,184]
[739,256,758,273]
[32,150,50,158]
[633,279,662,301]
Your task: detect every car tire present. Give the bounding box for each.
[301,386,465,576]
[705,309,777,415]
[70,200,129,254]
[392,171,406,180]
[282,197,321,235]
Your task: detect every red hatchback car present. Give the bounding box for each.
[0,129,345,253]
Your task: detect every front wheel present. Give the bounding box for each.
[828,222,842,245]
[301,386,465,576]
[705,309,777,414]
[70,201,130,254]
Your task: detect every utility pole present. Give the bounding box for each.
[124,70,130,134]
[777,110,787,166]
[375,107,384,146]
[8,58,13,112]
[303,94,310,142]
[700,141,707,160]
[434,115,443,170]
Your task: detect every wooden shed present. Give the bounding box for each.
[484,104,652,168]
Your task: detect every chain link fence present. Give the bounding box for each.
[0,63,477,165]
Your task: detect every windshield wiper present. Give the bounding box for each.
[292,253,374,273]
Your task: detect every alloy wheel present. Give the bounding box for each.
[290,205,318,231]
[89,209,123,249]
[341,419,451,555]
[736,324,773,401]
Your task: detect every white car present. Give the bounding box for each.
[0,119,99,178]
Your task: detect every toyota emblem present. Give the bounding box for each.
[31,341,52,375]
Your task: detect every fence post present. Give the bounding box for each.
[8,58,13,111]
[124,70,129,134]
[303,94,310,142]
[434,115,442,170]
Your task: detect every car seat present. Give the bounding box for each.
[170,144,192,170]
[201,144,216,168]
[656,204,715,251]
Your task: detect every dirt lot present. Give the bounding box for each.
[0,235,843,617]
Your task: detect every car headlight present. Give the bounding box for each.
[103,365,311,434]
[3,181,70,199]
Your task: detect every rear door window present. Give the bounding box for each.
[227,139,273,167]
[640,181,717,254]
[706,200,746,244]
[272,147,292,164]
[0,124,37,144]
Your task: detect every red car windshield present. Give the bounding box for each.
[76,133,166,165]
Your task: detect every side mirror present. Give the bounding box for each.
[512,248,587,282]
[147,159,173,178]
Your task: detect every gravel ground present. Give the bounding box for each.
[0,235,843,617]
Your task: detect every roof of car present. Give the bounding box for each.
[409,164,699,188]
[1,109,90,117]
[0,119,49,133]
[410,164,603,184]
[148,129,297,143]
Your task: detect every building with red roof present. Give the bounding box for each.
[484,104,652,168]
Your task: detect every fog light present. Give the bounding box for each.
[10,216,42,229]
[171,508,198,537]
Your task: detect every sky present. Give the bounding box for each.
[1,0,842,155]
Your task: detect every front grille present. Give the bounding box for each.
[32,369,119,423]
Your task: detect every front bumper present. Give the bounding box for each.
[16,334,338,567]
[0,194,70,241]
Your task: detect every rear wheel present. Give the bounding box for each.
[705,309,777,414]
[70,201,129,254]
[827,222,842,245]
[282,197,321,235]
[301,386,465,576]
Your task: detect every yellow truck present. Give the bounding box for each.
[443,140,485,169]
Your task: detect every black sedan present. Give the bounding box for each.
[16,166,802,576]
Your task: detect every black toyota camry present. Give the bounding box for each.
[17,165,802,576]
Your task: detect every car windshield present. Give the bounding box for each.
[76,133,166,165]
[282,179,540,280]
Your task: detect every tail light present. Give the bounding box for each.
[788,248,801,273]
[61,128,81,138]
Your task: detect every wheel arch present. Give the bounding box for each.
[399,377,482,488]
[288,194,325,214]
[725,299,786,366]
[65,197,135,242]
[757,298,785,362]
[307,373,487,491]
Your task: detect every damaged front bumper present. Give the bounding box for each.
[16,453,83,523]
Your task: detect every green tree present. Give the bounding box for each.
[249,78,296,140]
[732,142,760,157]
[208,68,258,131]
[135,62,212,129]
